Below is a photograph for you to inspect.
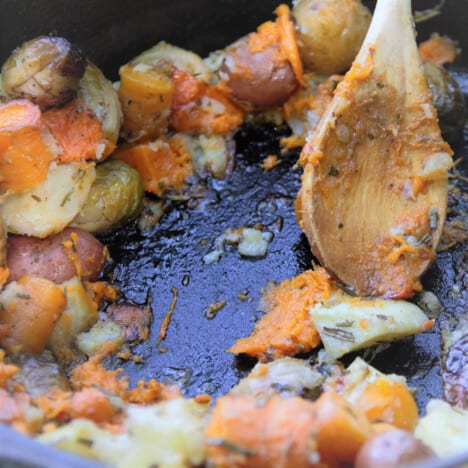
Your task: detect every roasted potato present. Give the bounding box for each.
[222,35,298,110]
[71,159,144,234]
[0,161,96,238]
[355,429,436,468]
[6,227,107,284]
[118,63,174,141]
[129,41,212,83]
[78,61,123,146]
[118,42,212,141]
[424,62,466,145]
[292,0,371,75]
[48,276,99,362]
[1,36,86,110]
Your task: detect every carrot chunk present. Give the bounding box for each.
[313,391,374,466]
[170,69,244,135]
[0,100,53,193]
[43,99,111,163]
[205,395,318,468]
[113,135,193,196]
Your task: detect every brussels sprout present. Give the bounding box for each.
[78,61,123,146]
[71,159,144,233]
[1,36,85,110]
[424,62,466,145]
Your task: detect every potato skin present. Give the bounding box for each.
[293,0,371,75]
[222,35,298,110]
[355,429,436,468]
[6,227,106,284]
[1,36,86,110]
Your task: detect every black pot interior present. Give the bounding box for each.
[0,1,467,466]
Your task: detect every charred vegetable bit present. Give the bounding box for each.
[106,303,152,342]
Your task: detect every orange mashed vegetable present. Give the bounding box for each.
[229,268,333,360]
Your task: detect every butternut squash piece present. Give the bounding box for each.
[0,276,66,353]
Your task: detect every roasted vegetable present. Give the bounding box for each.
[0,217,7,289]
[169,68,244,135]
[0,99,54,194]
[48,277,99,362]
[221,5,302,111]
[0,276,67,354]
[43,99,112,163]
[0,75,7,102]
[229,269,332,361]
[292,0,371,75]
[424,61,466,144]
[310,292,432,359]
[39,398,209,467]
[0,162,96,238]
[76,321,124,356]
[222,35,298,111]
[205,392,374,467]
[330,358,419,431]
[129,41,212,83]
[118,42,213,141]
[71,159,144,233]
[0,216,6,268]
[7,351,70,397]
[78,61,123,147]
[415,399,468,457]
[118,62,174,141]
[230,357,324,399]
[6,227,107,284]
[355,430,436,468]
[205,395,318,468]
[114,136,193,196]
[1,36,85,110]
[179,133,232,177]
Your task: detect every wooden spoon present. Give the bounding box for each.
[296,0,453,299]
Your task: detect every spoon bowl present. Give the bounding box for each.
[296,0,452,298]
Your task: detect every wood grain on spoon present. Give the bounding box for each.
[296,0,453,299]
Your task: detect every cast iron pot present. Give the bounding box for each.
[0,1,467,467]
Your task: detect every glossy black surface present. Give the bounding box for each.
[0,0,467,467]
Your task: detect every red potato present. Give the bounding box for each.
[6,227,107,284]
[222,35,298,111]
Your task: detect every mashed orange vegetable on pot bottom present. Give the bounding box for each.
[229,268,333,360]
